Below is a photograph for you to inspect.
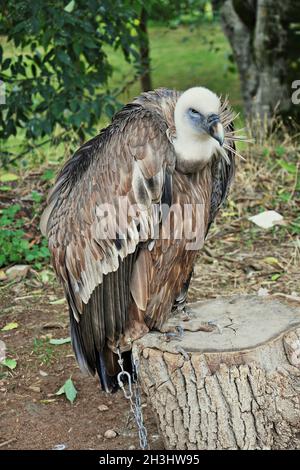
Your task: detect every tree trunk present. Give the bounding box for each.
[139,8,152,92]
[133,295,300,450]
[213,0,298,121]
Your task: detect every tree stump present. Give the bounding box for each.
[132,295,300,450]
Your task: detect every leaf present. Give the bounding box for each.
[2,58,11,71]
[41,169,55,181]
[56,378,77,403]
[263,257,281,267]
[49,298,66,305]
[31,191,43,203]
[278,160,297,174]
[248,210,283,229]
[271,274,281,281]
[275,146,285,157]
[1,322,19,332]
[0,186,11,191]
[64,0,75,13]
[49,337,71,345]
[0,173,19,182]
[1,358,17,370]
[57,51,71,65]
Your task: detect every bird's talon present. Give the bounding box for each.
[180,307,193,321]
[208,321,222,334]
[162,325,184,342]
[176,325,184,337]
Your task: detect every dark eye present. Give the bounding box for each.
[190,108,199,115]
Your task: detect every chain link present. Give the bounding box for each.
[117,348,149,450]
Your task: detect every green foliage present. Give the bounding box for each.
[41,169,56,182]
[0,203,50,268]
[1,322,18,331]
[56,377,77,404]
[0,173,19,182]
[276,157,300,210]
[33,338,55,364]
[0,0,142,158]
[0,358,17,370]
[148,0,212,26]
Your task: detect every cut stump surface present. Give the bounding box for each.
[133,295,300,450]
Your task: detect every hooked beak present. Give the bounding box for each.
[207,115,224,147]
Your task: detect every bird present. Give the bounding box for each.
[41,86,241,392]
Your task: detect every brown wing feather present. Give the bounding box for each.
[41,103,176,379]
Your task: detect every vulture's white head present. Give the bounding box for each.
[173,87,224,173]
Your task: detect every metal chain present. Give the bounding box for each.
[117,348,149,450]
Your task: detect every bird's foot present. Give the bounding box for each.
[164,325,184,341]
[159,325,184,342]
[180,306,193,321]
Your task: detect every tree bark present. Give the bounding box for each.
[139,8,152,92]
[133,295,300,450]
[213,0,298,121]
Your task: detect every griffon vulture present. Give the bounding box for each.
[41,87,239,392]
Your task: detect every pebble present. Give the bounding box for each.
[98,404,109,412]
[128,445,135,450]
[104,430,117,439]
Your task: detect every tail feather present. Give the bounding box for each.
[70,308,134,393]
[96,351,119,393]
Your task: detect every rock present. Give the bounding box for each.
[104,430,117,439]
[257,287,269,296]
[128,445,136,450]
[6,265,29,280]
[39,370,48,377]
[98,404,109,412]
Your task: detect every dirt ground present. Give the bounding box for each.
[1,143,299,450]
[0,280,165,450]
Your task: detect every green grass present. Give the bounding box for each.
[1,22,241,168]
[110,23,240,107]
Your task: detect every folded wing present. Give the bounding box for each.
[41,104,175,379]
